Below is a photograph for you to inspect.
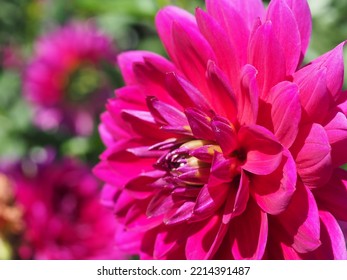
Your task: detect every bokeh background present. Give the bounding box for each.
[0,0,346,259]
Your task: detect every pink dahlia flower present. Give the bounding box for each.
[94,0,347,259]
[23,22,116,135]
[10,158,125,260]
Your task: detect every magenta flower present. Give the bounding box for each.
[1,44,24,70]
[23,22,116,135]
[94,0,347,259]
[11,158,126,260]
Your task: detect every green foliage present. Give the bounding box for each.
[0,71,30,160]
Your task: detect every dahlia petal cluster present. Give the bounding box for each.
[95,0,347,259]
[24,22,116,135]
[11,158,124,260]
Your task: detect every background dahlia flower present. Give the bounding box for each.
[95,0,347,259]
[23,21,116,135]
[9,158,124,260]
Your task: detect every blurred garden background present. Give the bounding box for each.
[0,0,346,259]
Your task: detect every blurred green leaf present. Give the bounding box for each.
[62,137,90,157]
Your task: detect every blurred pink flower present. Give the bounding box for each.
[11,158,126,260]
[23,22,116,135]
[94,0,347,259]
[1,45,24,70]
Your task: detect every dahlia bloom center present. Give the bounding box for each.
[154,125,247,188]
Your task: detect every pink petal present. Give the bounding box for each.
[293,68,332,124]
[117,50,153,85]
[266,0,301,75]
[107,88,145,121]
[170,20,214,95]
[238,64,259,125]
[99,183,117,208]
[298,42,346,101]
[206,0,249,69]
[303,211,347,260]
[196,7,241,91]
[152,232,188,259]
[189,144,220,163]
[114,223,142,255]
[163,244,186,259]
[140,228,157,259]
[121,109,154,123]
[223,170,250,224]
[313,168,347,221]
[280,242,302,259]
[266,224,302,259]
[112,189,134,216]
[209,153,238,185]
[125,199,163,231]
[149,138,185,151]
[185,215,227,259]
[239,125,283,175]
[100,138,133,160]
[93,160,125,188]
[284,0,312,59]
[115,85,147,107]
[185,108,214,141]
[206,61,238,122]
[165,72,211,113]
[118,51,175,88]
[337,91,347,114]
[267,81,301,148]
[101,111,127,143]
[104,87,147,141]
[99,142,156,187]
[229,198,268,260]
[155,6,196,63]
[193,183,229,221]
[176,167,210,186]
[146,189,175,218]
[248,21,286,98]
[127,146,164,158]
[121,109,172,140]
[251,149,297,215]
[146,96,187,127]
[207,0,265,30]
[164,201,195,225]
[99,113,120,145]
[159,125,193,136]
[291,123,332,187]
[154,224,186,259]
[125,170,165,199]
[132,56,179,106]
[211,119,238,155]
[171,187,201,199]
[274,182,321,254]
[324,112,347,167]
[338,220,347,244]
